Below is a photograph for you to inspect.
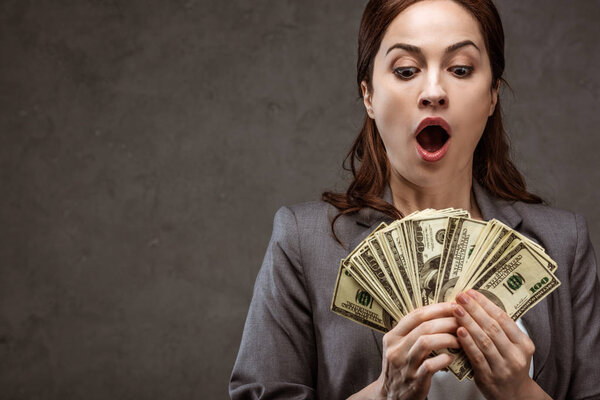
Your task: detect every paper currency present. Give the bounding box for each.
[331,208,560,380]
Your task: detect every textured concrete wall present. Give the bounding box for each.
[0,0,598,399]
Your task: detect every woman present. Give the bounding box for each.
[229,0,600,399]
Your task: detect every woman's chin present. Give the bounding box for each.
[392,161,471,190]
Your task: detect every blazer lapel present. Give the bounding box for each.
[472,180,522,229]
[472,180,550,379]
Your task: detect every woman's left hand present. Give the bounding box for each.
[452,289,551,400]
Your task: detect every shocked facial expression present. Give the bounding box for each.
[361,0,499,188]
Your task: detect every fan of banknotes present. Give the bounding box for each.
[331,208,560,380]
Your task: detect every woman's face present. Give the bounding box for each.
[362,0,498,189]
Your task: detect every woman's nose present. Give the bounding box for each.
[418,78,448,108]
[420,96,446,106]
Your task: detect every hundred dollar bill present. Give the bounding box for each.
[342,222,389,294]
[398,221,422,307]
[456,222,503,282]
[471,242,561,321]
[459,224,557,297]
[367,236,410,316]
[436,218,486,302]
[410,217,449,306]
[452,227,517,299]
[436,217,461,302]
[331,262,397,333]
[344,257,399,318]
[488,220,557,273]
[377,228,416,312]
[353,245,406,319]
[342,223,402,319]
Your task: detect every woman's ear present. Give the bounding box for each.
[489,80,500,116]
[361,80,375,119]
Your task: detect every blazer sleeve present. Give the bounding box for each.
[567,214,600,399]
[229,206,317,399]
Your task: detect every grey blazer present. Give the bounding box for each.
[230,182,600,400]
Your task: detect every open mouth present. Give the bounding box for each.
[416,125,450,153]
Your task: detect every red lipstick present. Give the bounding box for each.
[414,117,452,162]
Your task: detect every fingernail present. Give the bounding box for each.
[457,327,468,338]
[467,289,478,298]
[456,293,469,305]
[453,304,465,317]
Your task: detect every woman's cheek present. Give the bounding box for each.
[471,83,495,116]
[462,87,493,133]
[380,129,403,158]
[375,110,410,154]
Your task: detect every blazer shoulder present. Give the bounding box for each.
[513,201,578,232]
[274,201,340,231]
[273,201,363,252]
[286,200,338,216]
[512,201,586,262]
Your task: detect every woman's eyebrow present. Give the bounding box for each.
[385,39,480,56]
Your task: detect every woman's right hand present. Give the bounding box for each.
[349,302,460,400]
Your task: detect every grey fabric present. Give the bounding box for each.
[229,182,600,399]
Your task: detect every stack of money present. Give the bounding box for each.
[331,208,560,380]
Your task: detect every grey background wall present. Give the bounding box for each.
[1,0,598,399]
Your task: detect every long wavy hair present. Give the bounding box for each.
[322,0,542,239]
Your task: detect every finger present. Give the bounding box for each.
[391,302,456,337]
[392,316,458,353]
[407,353,455,400]
[467,289,525,344]
[455,292,513,359]
[405,333,460,371]
[406,316,458,340]
[456,326,492,377]
[383,316,459,366]
[415,352,455,384]
[453,300,504,367]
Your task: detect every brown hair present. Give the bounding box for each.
[322,0,542,238]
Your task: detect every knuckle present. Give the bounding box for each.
[497,366,510,381]
[516,356,528,371]
[388,352,402,368]
[415,335,430,350]
[525,339,536,355]
[382,333,391,348]
[491,308,503,319]
[384,351,396,367]
[480,336,494,351]
[472,352,486,365]
[485,321,502,337]
[385,345,408,368]
[412,307,425,322]
[421,359,435,375]
[498,310,511,324]
[508,350,527,371]
[421,320,433,333]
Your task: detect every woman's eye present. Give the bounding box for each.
[450,65,473,77]
[393,67,418,80]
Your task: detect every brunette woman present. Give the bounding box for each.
[230,0,600,398]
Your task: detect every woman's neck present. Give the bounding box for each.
[389,171,483,220]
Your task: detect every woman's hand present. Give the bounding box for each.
[453,289,551,400]
[349,302,460,400]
